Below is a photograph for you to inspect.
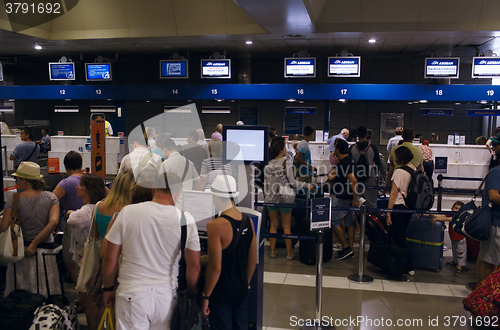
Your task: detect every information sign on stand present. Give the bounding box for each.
[91,115,106,178]
[435,157,448,173]
[310,197,331,231]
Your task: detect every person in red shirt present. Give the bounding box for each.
[430,201,466,275]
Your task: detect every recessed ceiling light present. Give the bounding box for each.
[245,41,253,45]
[408,102,413,105]
[419,100,428,103]
[368,39,376,43]
[480,100,488,104]
[286,99,296,102]
[339,99,346,103]
[34,45,42,50]
[455,102,461,105]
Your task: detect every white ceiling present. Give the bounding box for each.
[0,0,499,61]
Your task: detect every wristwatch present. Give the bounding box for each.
[102,285,115,292]
[202,292,210,300]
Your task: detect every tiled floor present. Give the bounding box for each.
[261,239,479,330]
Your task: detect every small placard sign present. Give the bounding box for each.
[310,197,331,230]
[435,157,448,173]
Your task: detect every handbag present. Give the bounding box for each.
[86,212,119,306]
[171,212,200,330]
[278,160,296,204]
[451,177,492,241]
[98,306,115,330]
[0,193,25,265]
[75,203,102,292]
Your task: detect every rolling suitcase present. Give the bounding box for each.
[0,290,46,330]
[366,212,388,242]
[377,194,389,209]
[463,266,500,326]
[296,186,333,265]
[406,215,445,272]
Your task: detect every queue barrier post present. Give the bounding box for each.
[348,204,373,284]
[437,174,443,212]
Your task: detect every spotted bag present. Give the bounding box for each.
[29,304,79,330]
[463,266,500,327]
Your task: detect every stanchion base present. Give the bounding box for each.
[348,273,374,283]
[300,325,336,330]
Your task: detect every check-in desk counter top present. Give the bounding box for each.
[49,136,120,175]
[1,135,22,171]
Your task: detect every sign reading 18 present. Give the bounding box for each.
[436,90,443,96]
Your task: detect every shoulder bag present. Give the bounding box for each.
[278,160,296,204]
[75,203,102,292]
[451,176,491,241]
[171,212,200,330]
[0,193,25,265]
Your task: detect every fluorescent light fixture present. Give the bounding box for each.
[408,102,413,105]
[34,45,42,50]
[90,106,116,113]
[55,106,79,113]
[368,39,376,43]
[202,106,231,114]
[0,106,14,113]
[339,99,346,102]
[163,105,191,113]
[480,100,488,104]
[286,99,296,102]
[419,100,428,103]
[246,41,253,45]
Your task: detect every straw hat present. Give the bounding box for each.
[12,161,43,179]
[210,175,240,198]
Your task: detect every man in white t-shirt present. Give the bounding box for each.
[102,171,201,330]
[118,131,163,184]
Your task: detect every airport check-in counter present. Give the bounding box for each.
[49,136,121,175]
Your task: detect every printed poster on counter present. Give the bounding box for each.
[91,118,106,178]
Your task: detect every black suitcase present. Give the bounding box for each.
[406,215,445,272]
[0,290,46,330]
[366,212,388,242]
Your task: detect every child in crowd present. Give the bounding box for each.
[429,201,466,275]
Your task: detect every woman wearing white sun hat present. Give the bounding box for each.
[0,161,61,297]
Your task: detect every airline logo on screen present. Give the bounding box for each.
[430,60,455,66]
[3,0,79,33]
[333,59,357,64]
[288,60,313,65]
[478,60,500,65]
[205,62,227,67]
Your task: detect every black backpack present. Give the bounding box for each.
[401,166,434,210]
[353,143,371,182]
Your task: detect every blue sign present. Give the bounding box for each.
[49,63,75,81]
[328,57,361,77]
[420,108,453,116]
[160,60,188,79]
[201,59,231,79]
[284,114,303,134]
[467,109,500,116]
[286,107,316,114]
[424,58,460,79]
[85,63,112,81]
[310,197,331,230]
[284,58,316,78]
[472,57,500,78]
[239,106,259,126]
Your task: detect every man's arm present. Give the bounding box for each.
[489,189,500,205]
[385,164,395,187]
[346,173,359,207]
[246,220,257,285]
[9,153,16,161]
[102,240,122,306]
[201,221,223,315]
[295,151,314,171]
[184,248,201,291]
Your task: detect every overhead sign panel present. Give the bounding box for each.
[424,58,460,79]
[160,60,188,79]
[201,59,231,79]
[328,57,361,77]
[49,62,75,81]
[420,108,453,116]
[284,58,316,78]
[286,107,316,114]
[85,63,112,81]
[467,109,500,116]
[472,57,500,78]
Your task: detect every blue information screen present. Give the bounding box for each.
[328,57,361,77]
[201,60,231,79]
[49,63,75,81]
[425,58,459,78]
[284,58,316,78]
[160,60,188,79]
[472,57,500,78]
[85,63,112,81]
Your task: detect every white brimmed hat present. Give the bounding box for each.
[210,175,240,198]
[12,161,43,179]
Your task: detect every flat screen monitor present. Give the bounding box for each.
[0,62,3,81]
[85,63,112,81]
[160,60,188,79]
[201,59,231,79]
[284,58,316,78]
[424,57,460,79]
[472,57,500,78]
[49,62,75,81]
[223,125,269,165]
[328,56,361,77]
